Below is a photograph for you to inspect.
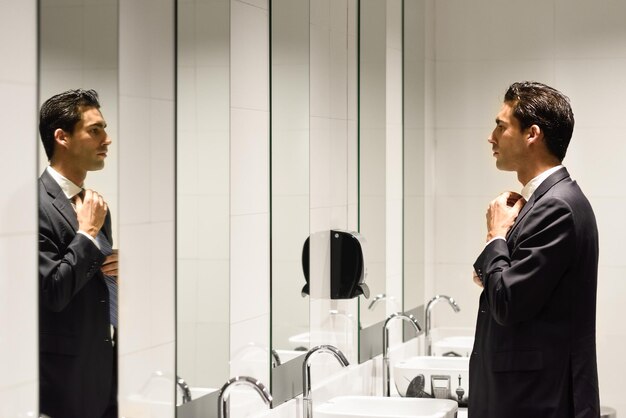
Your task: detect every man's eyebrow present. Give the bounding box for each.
[87,121,107,129]
[495,118,506,125]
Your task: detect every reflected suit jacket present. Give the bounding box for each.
[38,170,115,418]
[470,167,600,418]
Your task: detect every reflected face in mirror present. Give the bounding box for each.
[53,107,111,179]
[38,90,118,418]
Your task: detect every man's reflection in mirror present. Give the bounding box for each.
[38,89,118,418]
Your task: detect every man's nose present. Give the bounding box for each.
[104,133,112,145]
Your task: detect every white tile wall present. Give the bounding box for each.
[433,0,626,414]
[0,1,38,416]
[118,0,176,417]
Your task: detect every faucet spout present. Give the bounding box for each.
[382,313,422,396]
[302,345,350,418]
[425,295,460,355]
[176,375,192,404]
[217,376,272,418]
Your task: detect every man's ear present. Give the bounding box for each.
[526,124,543,145]
[53,128,69,149]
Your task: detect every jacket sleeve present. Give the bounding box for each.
[473,197,576,326]
[39,207,106,312]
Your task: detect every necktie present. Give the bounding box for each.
[72,190,118,328]
[96,231,118,329]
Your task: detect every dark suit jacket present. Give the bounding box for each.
[470,167,600,418]
[39,170,115,418]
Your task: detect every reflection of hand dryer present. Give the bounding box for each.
[301,230,369,300]
[330,230,369,299]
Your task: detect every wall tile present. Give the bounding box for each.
[231,1,269,111]
[555,0,626,60]
[435,128,519,198]
[435,59,555,129]
[230,314,270,384]
[150,99,176,223]
[555,59,626,128]
[230,214,270,323]
[196,259,230,323]
[310,24,331,119]
[435,0,554,62]
[230,108,269,215]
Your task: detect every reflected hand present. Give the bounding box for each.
[485,191,525,241]
[75,189,108,238]
[102,249,118,277]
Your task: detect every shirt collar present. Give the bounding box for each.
[520,165,563,201]
[46,166,83,199]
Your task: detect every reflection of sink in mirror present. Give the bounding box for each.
[429,327,474,357]
[274,348,306,365]
[288,331,351,349]
[394,356,470,405]
[175,387,217,406]
[314,396,458,418]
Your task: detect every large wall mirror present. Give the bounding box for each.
[176,0,231,407]
[271,0,310,368]
[38,0,120,413]
[358,0,388,334]
[358,0,405,361]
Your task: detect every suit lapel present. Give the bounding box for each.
[506,167,571,243]
[40,170,79,232]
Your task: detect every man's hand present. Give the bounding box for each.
[102,249,118,277]
[472,270,483,288]
[75,189,108,238]
[485,191,525,241]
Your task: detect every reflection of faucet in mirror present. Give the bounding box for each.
[303,345,350,418]
[177,375,192,404]
[425,295,461,355]
[271,348,282,367]
[217,376,272,418]
[137,370,192,406]
[368,293,386,310]
[382,313,422,396]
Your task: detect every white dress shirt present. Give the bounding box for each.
[487,165,564,245]
[46,166,100,249]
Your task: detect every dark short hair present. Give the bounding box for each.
[504,81,574,161]
[39,89,101,160]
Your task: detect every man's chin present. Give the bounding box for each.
[89,162,106,171]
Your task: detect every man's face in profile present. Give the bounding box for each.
[63,106,111,172]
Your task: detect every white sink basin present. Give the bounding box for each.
[394,356,469,404]
[314,396,458,418]
[429,327,474,357]
[431,336,474,357]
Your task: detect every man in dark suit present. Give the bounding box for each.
[38,89,118,418]
[470,82,600,417]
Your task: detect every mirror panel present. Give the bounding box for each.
[358,0,388,332]
[271,0,310,363]
[176,0,230,399]
[402,0,427,315]
[39,0,119,242]
[358,0,404,331]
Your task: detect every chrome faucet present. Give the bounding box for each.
[303,345,350,418]
[176,375,192,404]
[382,313,422,396]
[368,293,386,310]
[425,295,460,355]
[217,376,272,418]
